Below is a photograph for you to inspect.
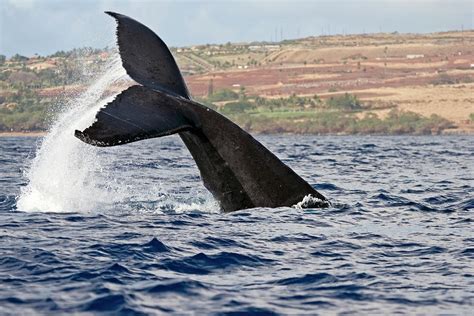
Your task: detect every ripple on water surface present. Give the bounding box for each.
[0,135,473,314]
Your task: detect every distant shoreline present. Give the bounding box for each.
[0,132,47,137]
[0,130,472,138]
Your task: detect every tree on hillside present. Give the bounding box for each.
[207,89,239,102]
[10,54,28,62]
[327,93,362,110]
[50,50,68,58]
[239,86,246,101]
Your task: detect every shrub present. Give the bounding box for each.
[221,101,255,114]
[10,54,28,62]
[326,93,362,110]
[208,88,239,102]
[431,73,457,85]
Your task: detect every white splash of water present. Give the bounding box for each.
[293,194,331,209]
[17,56,128,213]
[16,54,219,214]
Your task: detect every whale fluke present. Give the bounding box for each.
[105,11,190,98]
[75,85,193,146]
[75,12,328,212]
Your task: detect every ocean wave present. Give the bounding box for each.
[1,135,473,314]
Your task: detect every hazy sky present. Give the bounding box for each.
[1,0,472,57]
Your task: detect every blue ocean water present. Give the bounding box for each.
[0,135,473,315]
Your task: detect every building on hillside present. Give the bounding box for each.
[406,54,424,59]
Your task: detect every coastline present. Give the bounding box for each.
[0,129,472,138]
[0,132,47,137]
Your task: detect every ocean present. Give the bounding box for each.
[0,134,473,315]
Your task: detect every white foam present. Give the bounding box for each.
[17,56,128,213]
[16,54,219,214]
[293,194,330,209]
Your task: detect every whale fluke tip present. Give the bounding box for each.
[104,11,118,17]
[75,129,109,147]
[74,130,92,145]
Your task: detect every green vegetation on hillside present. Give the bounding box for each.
[326,93,361,110]
[228,109,453,135]
[199,88,454,135]
[207,88,239,102]
[0,48,111,131]
[0,86,48,131]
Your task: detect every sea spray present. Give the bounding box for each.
[17,56,128,212]
[16,55,219,213]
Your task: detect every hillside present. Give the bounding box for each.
[1,30,473,134]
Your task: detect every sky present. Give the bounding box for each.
[1,0,473,57]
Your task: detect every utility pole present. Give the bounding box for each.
[208,78,214,97]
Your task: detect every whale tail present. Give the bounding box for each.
[105,11,190,99]
[74,12,327,211]
[75,12,193,146]
[74,86,194,147]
